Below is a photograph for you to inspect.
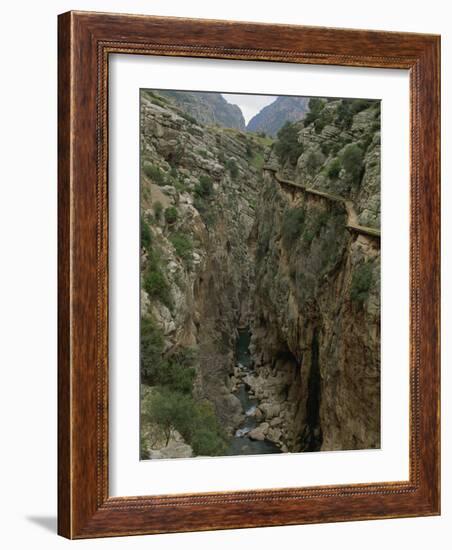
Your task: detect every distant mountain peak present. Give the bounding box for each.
[246,96,309,136]
[157,90,245,130]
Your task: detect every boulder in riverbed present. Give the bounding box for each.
[248,422,270,441]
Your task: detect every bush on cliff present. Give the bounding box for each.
[194,174,213,198]
[169,232,193,265]
[327,158,341,179]
[189,400,228,456]
[350,261,374,305]
[342,143,364,185]
[306,150,324,175]
[143,267,172,309]
[140,316,164,383]
[164,206,178,225]
[141,216,152,249]
[303,98,326,127]
[274,121,303,166]
[153,200,163,221]
[143,162,166,185]
[225,158,239,178]
[142,388,227,455]
[282,207,306,248]
[143,388,194,445]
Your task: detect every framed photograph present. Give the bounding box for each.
[58,11,440,538]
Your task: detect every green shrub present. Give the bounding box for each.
[170,233,193,264]
[282,207,305,248]
[335,98,376,130]
[153,201,163,221]
[193,196,216,227]
[274,121,303,166]
[143,388,194,445]
[140,317,164,383]
[154,360,196,395]
[300,210,329,248]
[350,261,374,305]
[350,98,374,114]
[309,97,325,112]
[320,142,331,156]
[306,150,324,175]
[143,268,171,308]
[142,387,227,456]
[143,163,165,185]
[195,174,213,198]
[164,206,178,225]
[189,400,227,456]
[141,317,198,391]
[342,143,364,184]
[250,151,264,170]
[327,158,341,179]
[225,158,239,178]
[171,347,198,368]
[303,98,326,126]
[141,217,152,249]
[314,109,333,134]
[180,111,198,125]
[335,100,354,129]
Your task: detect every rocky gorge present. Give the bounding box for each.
[139,91,381,459]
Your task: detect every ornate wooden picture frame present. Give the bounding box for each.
[58,10,440,538]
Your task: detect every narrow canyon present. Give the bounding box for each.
[139,90,381,459]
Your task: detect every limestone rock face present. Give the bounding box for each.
[250,99,381,452]
[140,90,266,440]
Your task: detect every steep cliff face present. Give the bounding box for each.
[140,90,267,457]
[158,90,246,130]
[249,98,381,452]
[247,96,309,136]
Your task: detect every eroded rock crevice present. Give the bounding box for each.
[300,328,323,452]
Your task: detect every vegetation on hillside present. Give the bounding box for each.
[140,317,228,458]
[274,121,304,166]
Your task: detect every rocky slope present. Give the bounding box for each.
[139,89,267,458]
[157,90,246,130]
[247,96,309,136]
[249,97,381,451]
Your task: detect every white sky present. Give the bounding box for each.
[222,93,277,124]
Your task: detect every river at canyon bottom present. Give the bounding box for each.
[226,329,281,456]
